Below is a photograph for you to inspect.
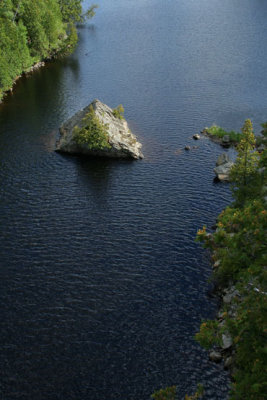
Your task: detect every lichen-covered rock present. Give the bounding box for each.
[56,99,143,159]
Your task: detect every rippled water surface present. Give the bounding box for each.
[1,0,267,399]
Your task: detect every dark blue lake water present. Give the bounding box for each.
[1,0,267,399]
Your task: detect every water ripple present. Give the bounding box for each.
[1,0,267,399]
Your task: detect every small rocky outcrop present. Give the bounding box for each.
[209,350,223,363]
[214,153,233,181]
[56,99,143,159]
[207,284,240,371]
[222,135,230,147]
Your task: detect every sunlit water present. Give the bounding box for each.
[0,0,267,399]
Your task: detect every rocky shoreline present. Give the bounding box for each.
[214,153,234,182]
[207,271,238,374]
[200,128,236,148]
[196,120,266,399]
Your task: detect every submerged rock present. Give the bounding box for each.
[56,99,143,159]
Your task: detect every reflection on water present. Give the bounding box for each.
[1,0,267,399]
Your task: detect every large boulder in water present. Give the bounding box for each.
[214,153,234,181]
[56,99,143,159]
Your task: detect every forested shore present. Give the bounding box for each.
[0,0,96,101]
[196,121,267,400]
[152,122,266,400]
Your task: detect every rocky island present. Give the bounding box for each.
[56,99,143,159]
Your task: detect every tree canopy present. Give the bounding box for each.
[0,0,97,100]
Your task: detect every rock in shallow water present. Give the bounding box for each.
[209,350,223,363]
[56,99,143,159]
[214,153,233,181]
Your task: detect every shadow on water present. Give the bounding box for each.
[0,57,80,130]
[58,152,134,200]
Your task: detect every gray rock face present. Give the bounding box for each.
[56,99,143,159]
[214,153,233,181]
[222,135,230,146]
[209,350,222,363]
[223,287,239,305]
[224,356,234,369]
[216,153,230,166]
[222,333,233,350]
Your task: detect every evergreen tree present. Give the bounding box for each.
[230,119,259,206]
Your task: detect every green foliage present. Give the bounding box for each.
[230,120,260,206]
[206,125,242,144]
[0,0,97,100]
[260,122,267,136]
[185,384,204,400]
[58,0,83,22]
[196,121,267,399]
[84,4,98,20]
[59,0,98,23]
[20,0,65,59]
[197,198,267,399]
[0,15,32,96]
[73,105,111,150]
[151,386,176,400]
[195,320,221,349]
[227,289,267,400]
[59,22,78,55]
[197,200,266,285]
[151,384,204,400]
[112,104,125,120]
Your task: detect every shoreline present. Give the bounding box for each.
[196,121,266,399]
[0,52,64,104]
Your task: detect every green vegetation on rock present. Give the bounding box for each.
[0,0,97,101]
[196,120,267,400]
[73,105,111,150]
[112,104,125,120]
[230,119,260,206]
[151,384,204,400]
[205,125,242,144]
